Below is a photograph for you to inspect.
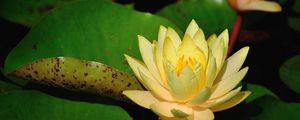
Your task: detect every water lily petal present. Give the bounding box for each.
[165,62,199,102]
[208,29,228,71]
[159,116,188,120]
[138,67,174,101]
[242,0,282,12]
[150,102,193,118]
[166,27,182,48]
[138,35,161,84]
[200,86,242,108]
[156,26,168,85]
[123,90,160,109]
[205,49,217,88]
[125,55,174,101]
[193,29,208,60]
[124,54,146,80]
[217,47,249,82]
[158,25,167,48]
[188,87,211,105]
[192,108,214,120]
[210,91,251,112]
[163,37,178,66]
[194,62,206,91]
[210,67,248,98]
[154,41,168,87]
[207,34,217,47]
[178,34,206,67]
[185,19,199,37]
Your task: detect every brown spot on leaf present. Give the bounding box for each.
[127,83,132,87]
[38,3,57,14]
[73,75,77,79]
[84,73,88,76]
[33,43,37,50]
[112,74,118,78]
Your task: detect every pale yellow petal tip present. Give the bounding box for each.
[160,25,167,29]
[122,90,129,96]
[218,29,229,38]
[243,46,250,51]
[241,91,252,100]
[245,91,252,96]
[223,29,229,35]
[263,2,282,12]
[124,54,131,60]
[122,90,130,94]
[261,4,282,12]
[242,1,282,13]
[137,35,142,38]
[241,66,249,74]
[273,4,282,12]
[190,19,197,25]
[137,35,146,41]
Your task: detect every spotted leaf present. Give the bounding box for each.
[11,57,144,101]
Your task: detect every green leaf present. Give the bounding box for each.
[279,54,300,94]
[248,96,300,120]
[0,90,131,120]
[157,0,236,36]
[292,0,300,14]
[4,0,181,74]
[245,83,278,103]
[11,57,143,101]
[0,69,21,93]
[0,80,21,94]
[288,17,300,32]
[0,0,79,26]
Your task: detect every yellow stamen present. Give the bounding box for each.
[175,56,184,76]
[175,55,197,76]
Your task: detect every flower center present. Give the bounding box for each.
[175,55,196,76]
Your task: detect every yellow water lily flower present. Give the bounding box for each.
[123,20,251,120]
[228,0,282,12]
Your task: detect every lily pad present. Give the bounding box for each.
[288,17,300,32]
[0,0,79,27]
[279,54,300,94]
[292,0,300,14]
[248,96,300,120]
[245,83,278,103]
[11,57,143,101]
[157,0,236,36]
[0,80,21,94]
[0,90,131,120]
[4,0,181,74]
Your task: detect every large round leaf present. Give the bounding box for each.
[288,17,300,32]
[157,0,236,36]
[4,0,181,74]
[11,57,143,101]
[287,0,300,31]
[0,80,21,94]
[0,0,79,27]
[248,96,300,120]
[279,54,300,94]
[0,90,131,120]
[245,83,278,103]
[292,0,300,14]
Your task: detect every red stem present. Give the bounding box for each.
[228,15,242,56]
